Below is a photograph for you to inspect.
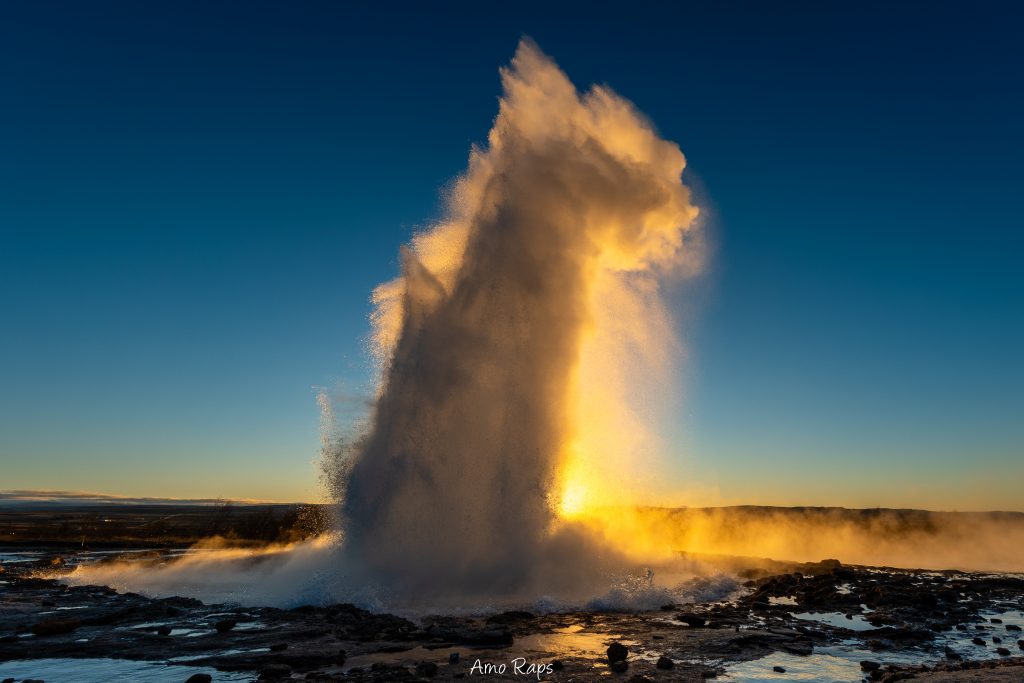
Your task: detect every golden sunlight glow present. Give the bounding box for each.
[558,480,588,518]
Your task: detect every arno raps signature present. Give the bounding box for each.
[469,657,555,680]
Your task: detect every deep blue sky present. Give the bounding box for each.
[2,1,1022,508]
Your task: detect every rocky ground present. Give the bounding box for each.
[1,554,1023,682]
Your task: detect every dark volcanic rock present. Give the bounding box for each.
[772,665,786,672]
[607,641,629,663]
[676,612,706,627]
[416,661,439,677]
[656,655,674,669]
[484,610,535,625]
[185,675,212,683]
[782,641,813,656]
[996,647,1011,656]
[31,617,80,636]
[455,628,513,646]
[214,618,237,632]
[860,660,881,671]
[610,659,629,672]
[973,637,987,646]
[257,662,292,680]
[944,645,962,659]
[157,625,172,636]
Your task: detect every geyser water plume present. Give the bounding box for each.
[332,39,703,605]
[61,40,707,613]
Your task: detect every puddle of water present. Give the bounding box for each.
[168,647,270,663]
[768,596,798,606]
[229,620,265,631]
[935,608,1024,661]
[723,651,864,681]
[171,628,208,637]
[38,606,93,616]
[0,658,254,682]
[343,626,636,672]
[793,611,874,632]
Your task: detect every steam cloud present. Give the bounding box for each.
[330,39,701,604]
[57,42,1024,613]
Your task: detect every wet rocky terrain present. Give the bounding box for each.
[2,552,1024,682]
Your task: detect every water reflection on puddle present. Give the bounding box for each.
[0,658,254,682]
[724,650,864,681]
[793,611,875,631]
[344,625,634,672]
[768,596,797,606]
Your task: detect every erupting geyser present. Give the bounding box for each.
[329,39,704,604]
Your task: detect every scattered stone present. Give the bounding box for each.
[676,612,707,627]
[990,618,1003,623]
[184,675,212,683]
[993,636,1002,643]
[157,625,172,636]
[656,655,673,669]
[972,637,987,646]
[772,665,786,673]
[1,678,14,683]
[550,660,564,671]
[944,645,961,660]
[607,641,629,663]
[955,624,967,630]
[996,647,1011,656]
[214,618,237,632]
[860,660,881,671]
[610,660,629,673]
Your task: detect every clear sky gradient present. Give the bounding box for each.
[2,1,1022,509]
